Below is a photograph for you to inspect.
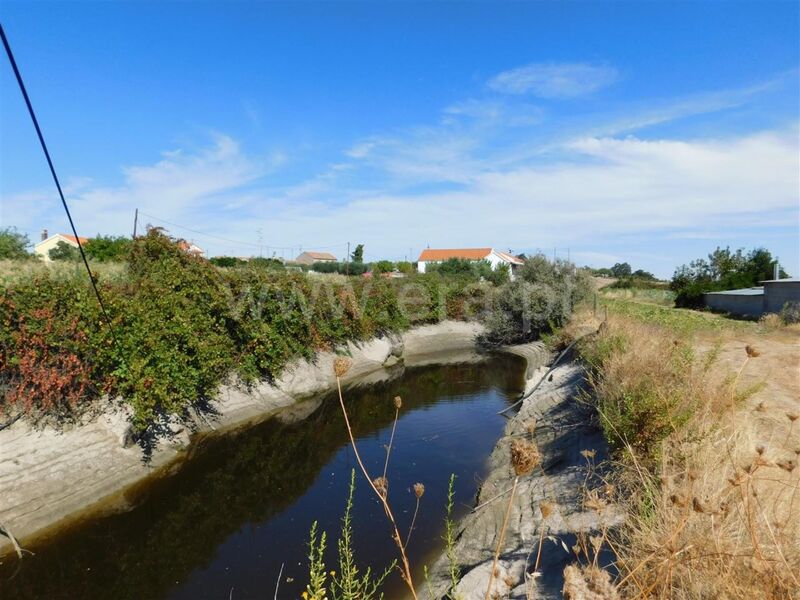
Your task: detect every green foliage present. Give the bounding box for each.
[423,258,511,285]
[48,240,81,262]
[479,255,592,346]
[610,277,667,290]
[351,244,364,264]
[372,260,394,274]
[208,256,246,268]
[610,262,632,278]
[0,228,542,439]
[110,230,237,431]
[0,227,32,260]
[599,297,755,335]
[485,263,510,285]
[311,261,369,275]
[395,261,414,274]
[577,331,627,372]
[305,471,394,600]
[444,473,460,597]
[330,470,394,600]
[579,327,701,465]
[586,266,614,277]
[248,257,285,270]
[632,269,656,281]
[84,235,131,262]
[671,246,786,308]
[426,258,491,279]
[306,521,328,600]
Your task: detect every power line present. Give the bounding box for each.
[1,24,123,350]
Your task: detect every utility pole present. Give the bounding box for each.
[346,241,350,275]
[132,208,138,238]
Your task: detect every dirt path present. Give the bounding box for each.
[695,324,800,447]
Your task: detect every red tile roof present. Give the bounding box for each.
[59,234,89,245]
[418,248,492,262]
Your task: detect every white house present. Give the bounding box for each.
[34,230,89,262]
[417,247,524,279]
[177,240,206,258]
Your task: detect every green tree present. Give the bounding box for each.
[610,262,632,278]
[0,227,32,260]
[84,235,132,262]
[48,241,81,262]
[671,246,787,308]
[351,244,364,264]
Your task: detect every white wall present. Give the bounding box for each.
[34,235,77,262]
[417,252,518,280]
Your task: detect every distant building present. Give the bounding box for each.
[177,240,206,258]
[417,247,524,280]
[34,230,89,262]
[294,251,337,265]
[704,278,800,317]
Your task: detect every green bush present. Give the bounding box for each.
[372,260,394,274]
[310,261,368,275]
[0,232,575,440]
[209,256,246,268]
[84,235,132,262]
[479,255,592,346]
[395,261,414,274]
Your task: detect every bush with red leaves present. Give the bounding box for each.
[0,300,94,419]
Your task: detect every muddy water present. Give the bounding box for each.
[0,356,526,599]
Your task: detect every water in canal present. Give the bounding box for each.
[0,355,526,599]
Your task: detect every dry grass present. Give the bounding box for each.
[579,311,800,599]
[0,259,126,286]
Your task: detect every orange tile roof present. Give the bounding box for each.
[418,248,492,262]
[59,234,89,245]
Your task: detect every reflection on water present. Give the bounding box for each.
[0,356,525,599]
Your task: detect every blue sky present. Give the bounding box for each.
[1,1,798,277]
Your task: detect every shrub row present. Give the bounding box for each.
[0,231,491,432]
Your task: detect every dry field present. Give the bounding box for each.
[565,300,800,599]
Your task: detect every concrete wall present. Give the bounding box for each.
[764,281,800,314]
[704,292,764,317]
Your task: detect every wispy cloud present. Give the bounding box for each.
[488,62,619,97]
[3,134,284,240]
[4,69,797,277]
